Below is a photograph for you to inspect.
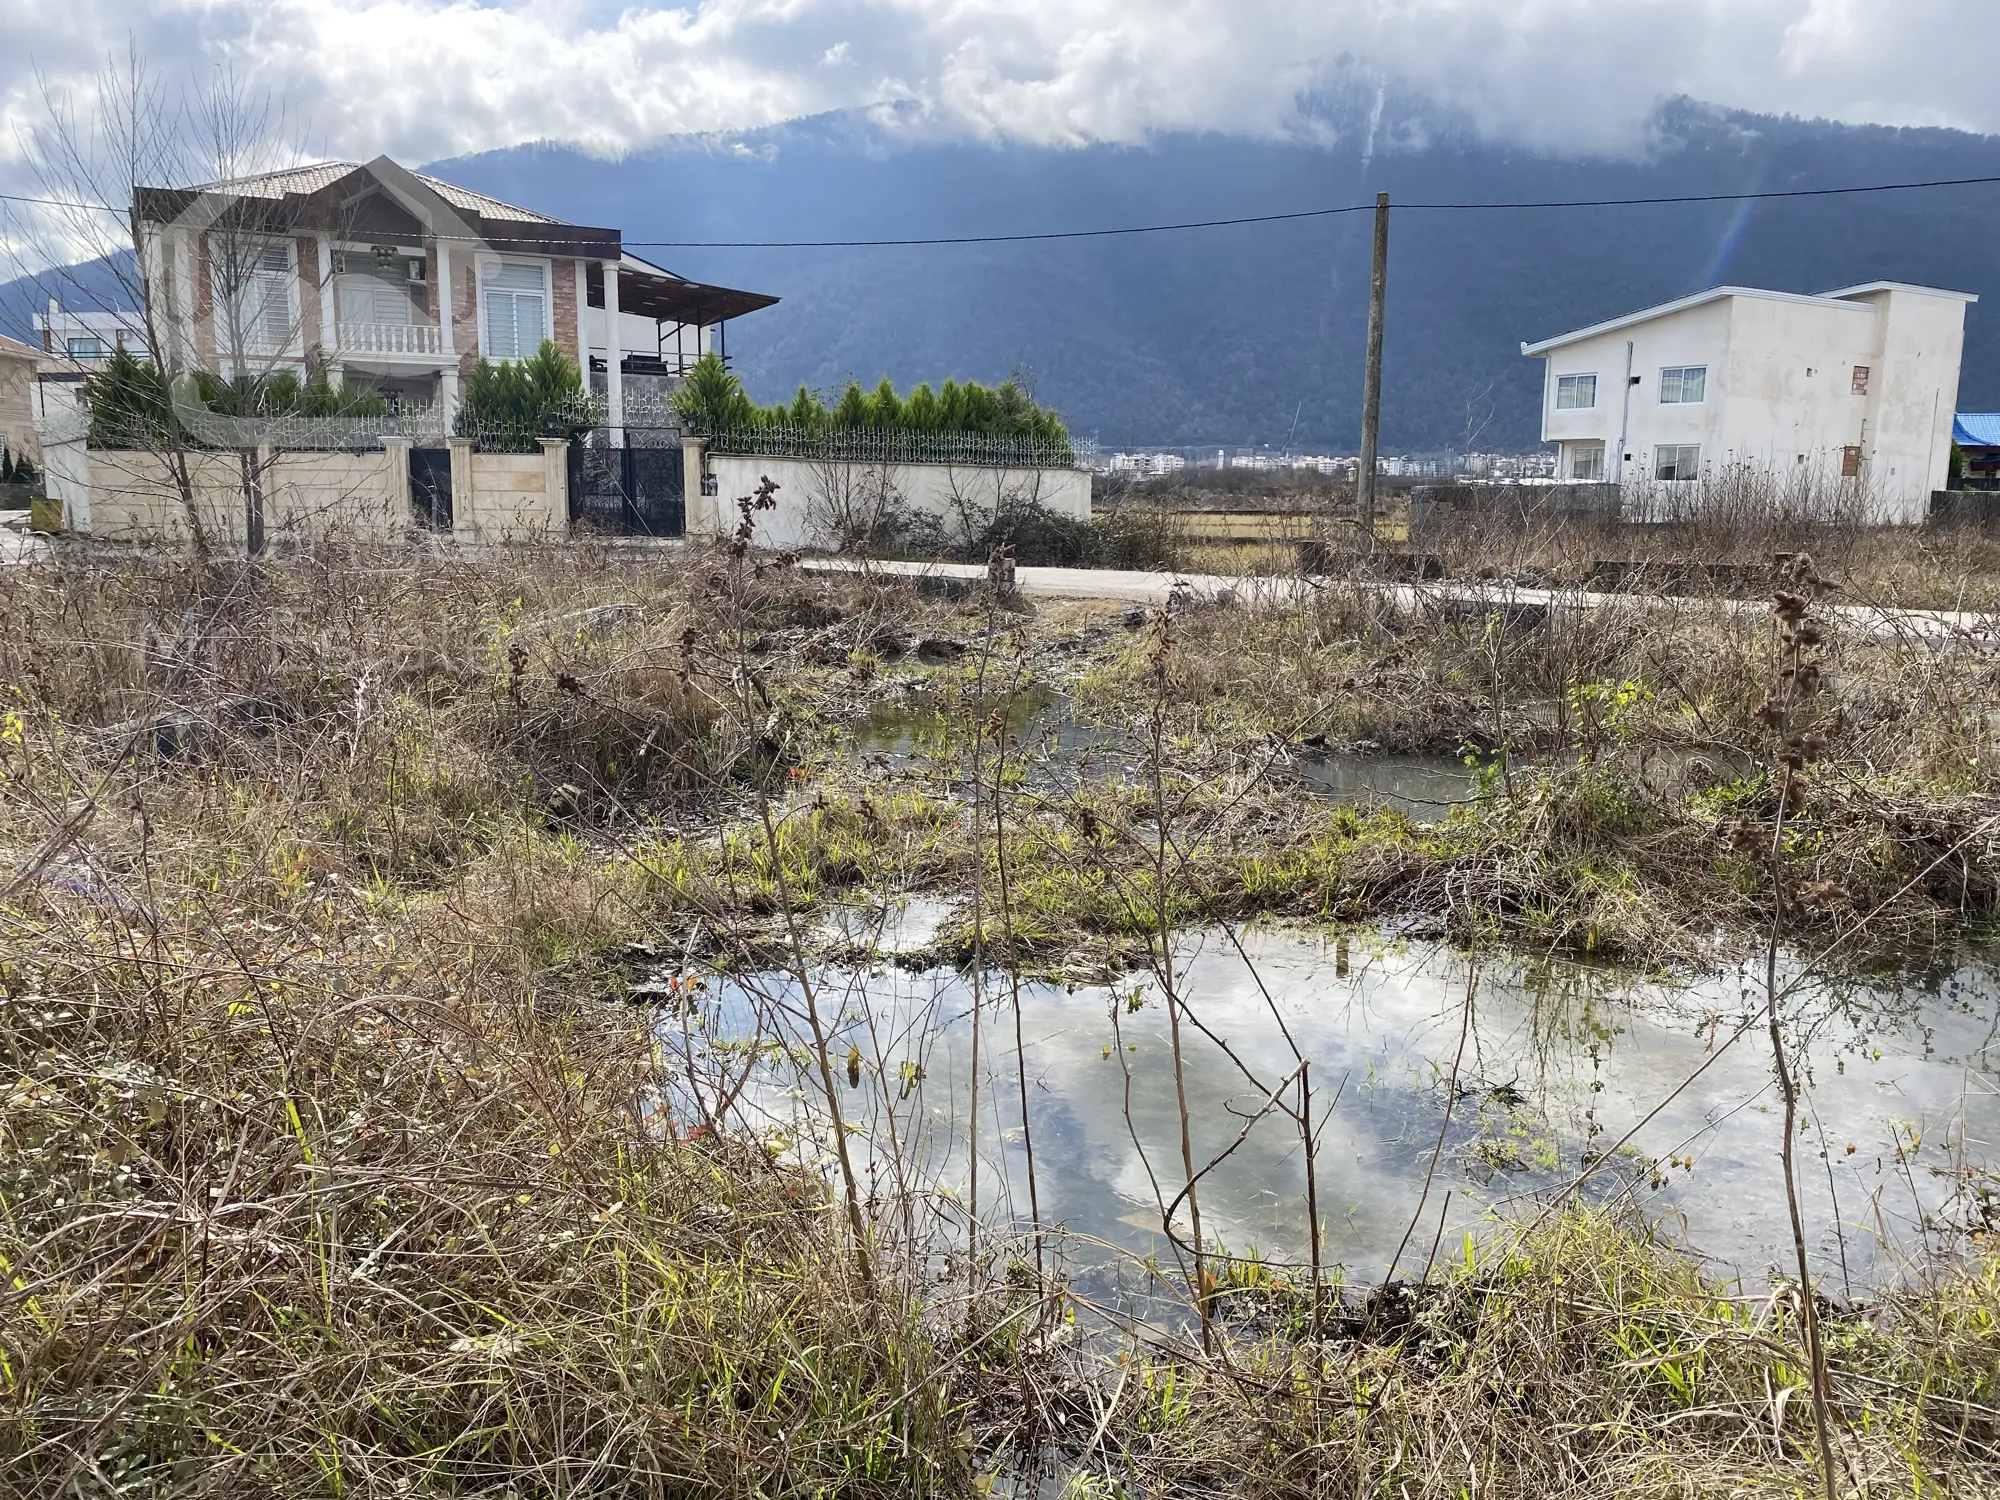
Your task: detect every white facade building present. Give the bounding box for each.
[1522,282,1976,521]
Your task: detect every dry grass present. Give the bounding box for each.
[2,544,1999,1496]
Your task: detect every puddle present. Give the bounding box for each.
[1292,753,1477,812]
[851,686,1484,816]
[819,895,954,954]
[681,929,2000,1307]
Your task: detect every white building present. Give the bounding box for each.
[1522,282,1976,521]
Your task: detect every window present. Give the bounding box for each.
[1658,366,1706,404]
[1851,365,1870,395]
[1555,374,1597,410]
[1567,441,1605,481]
[1841,445,1863,477]
[220,242,297,353]
[482,262,547,360]
[337,262,417,326]
[65,336,106,360]
[1654,444,1701,481]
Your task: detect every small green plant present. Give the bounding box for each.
[670,350,1070,448]
[456,339,602,452]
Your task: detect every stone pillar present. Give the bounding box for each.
[540,437,569,536]
[382,437,413,534]
[683,437,716,535]
[603,259,624,448]
[316,235,337,379]
[448,436,475,540]
[436,244,458,426]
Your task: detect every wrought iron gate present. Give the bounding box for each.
[409,447,452,530]
[568,443,685,537]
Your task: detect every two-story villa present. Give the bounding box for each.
[1522,282,1975,521]
[133,155,776,437]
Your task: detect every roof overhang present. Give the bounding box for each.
[588,255,779,326]
[134,158,620,260]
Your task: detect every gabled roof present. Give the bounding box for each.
[1521,280,1978,357]
[1956,414,2000,449]
[134,156,611,257]
[169,160,561,225]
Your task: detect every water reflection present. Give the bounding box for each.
[685,924,2000,1300]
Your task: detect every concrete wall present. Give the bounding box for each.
[61,437,566,548]
[81,448,404,546]
[689,444,1091,550]
[0,348,37,467]
[1533,287,1969,523]
[460,440,568,543]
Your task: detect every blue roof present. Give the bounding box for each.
[1956,413,2000,448]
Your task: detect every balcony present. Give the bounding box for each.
[336,322,444,359]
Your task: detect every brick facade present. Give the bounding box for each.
[193,235,216,367]
[551,258,580,367]
[452,249,480,376]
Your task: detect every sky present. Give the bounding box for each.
[2,0,1996,182]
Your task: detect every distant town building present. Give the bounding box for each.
[1106,451,1187,478]
[1522,281,1974,520]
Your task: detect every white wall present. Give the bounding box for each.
[1534,287,1969,522]
[694,448,1091,551]
[581,306,708,367]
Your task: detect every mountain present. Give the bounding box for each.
[426,101,2000,453]
[12,98,2000,452]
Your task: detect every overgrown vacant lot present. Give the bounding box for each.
[3,543,2000,1496]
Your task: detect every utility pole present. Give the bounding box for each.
[1355,191,1389,555]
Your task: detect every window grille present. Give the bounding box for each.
[1851,366,1870,395]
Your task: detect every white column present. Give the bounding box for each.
[436,245,458,425]
[603,258,624,448]
[316,235,337,380]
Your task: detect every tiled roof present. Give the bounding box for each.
[177,160,563,224]
[415,173,558,225]
[1956,414,2000,449]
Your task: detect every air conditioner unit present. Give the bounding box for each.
[406,258,427,284]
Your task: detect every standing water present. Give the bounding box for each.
[676,923,1999,1306]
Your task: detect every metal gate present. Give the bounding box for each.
[568,443,685,537]
[410,448,452,530]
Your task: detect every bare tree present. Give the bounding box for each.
[10,49,334,552]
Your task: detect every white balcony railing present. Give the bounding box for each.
[336,322,444,358]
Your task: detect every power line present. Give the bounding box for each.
[630,173,2000,248]
[4,171,1999,250]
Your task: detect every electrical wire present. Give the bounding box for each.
[3,171,1999,250]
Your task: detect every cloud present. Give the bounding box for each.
[2,0,1996,187]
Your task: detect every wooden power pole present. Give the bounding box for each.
[1355,191,1390,555]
